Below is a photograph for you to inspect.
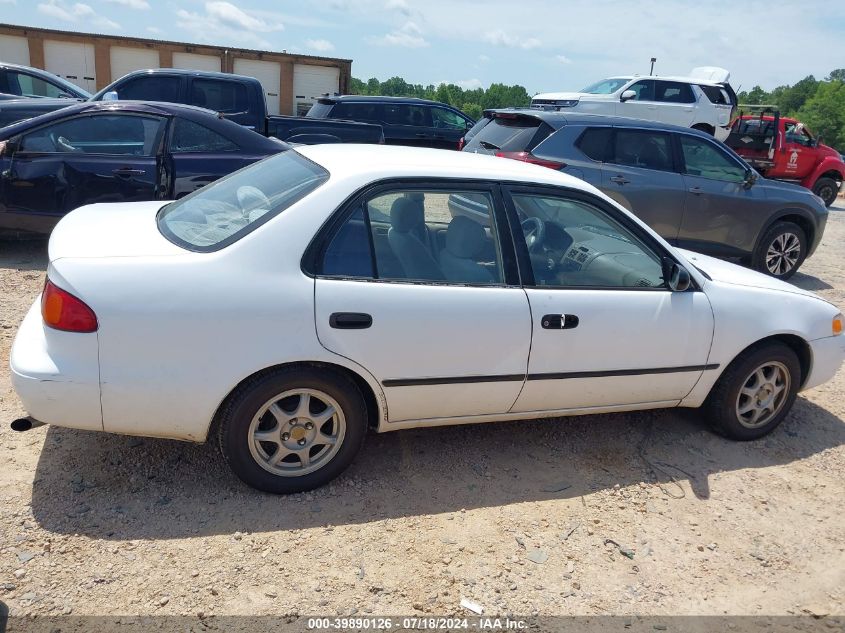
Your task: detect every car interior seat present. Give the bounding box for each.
[440,216,495,283]
[388,197,444,280]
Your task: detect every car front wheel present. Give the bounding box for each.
[751,221,806,279]
[812,177,839,207]
[218,366,367,494]
[704,341,801,440]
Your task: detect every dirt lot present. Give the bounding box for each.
[1,204,844,622]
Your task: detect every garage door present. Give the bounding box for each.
[172,52,221,73]
[0,35,30,66]
[233,58,280,115]
[293,64,340,115]
[111,47,160,82]
[44,40,96,93]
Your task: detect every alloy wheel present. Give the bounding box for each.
[765,232,801,276]
[735,361,791,429]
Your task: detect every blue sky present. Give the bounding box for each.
[2,0,844,94]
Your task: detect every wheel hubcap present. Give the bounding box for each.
[248,388,346,477]
[765,233,801,276]
[735,361,790,429]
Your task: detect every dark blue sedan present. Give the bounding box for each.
[0,101,285,234]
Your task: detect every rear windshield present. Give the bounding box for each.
[462,115,554,154]
[698,84,731,105]
[306,101,334,118]
[158,150,329,251]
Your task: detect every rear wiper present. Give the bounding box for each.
[479,140,501,151]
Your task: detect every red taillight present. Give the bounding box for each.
[41,279,98,333]
[457,137,465,151]
[494,151,565,170]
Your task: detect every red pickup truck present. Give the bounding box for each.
[726,109,844,206]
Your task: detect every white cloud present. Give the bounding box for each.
[176,1,283,48]
[483,29,540,49]
[146,25,162,34]
[37,0,120,29]
[306,38,335,53]
[556,54,573,64]
[384,0,410,14]
[478,54,490,63]
[370,21,428,48]
[103,0,148,9]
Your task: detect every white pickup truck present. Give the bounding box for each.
[531,67,737,141]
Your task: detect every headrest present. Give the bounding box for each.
[446,216,486,258]
[390,197,423,232]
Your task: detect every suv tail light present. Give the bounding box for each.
[494,151,565,170]
[457,137,465,151]
[41,278,98,333]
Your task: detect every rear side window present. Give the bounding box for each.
[191,79,248,113]
[331,102,382,122]
[655,81,695,104]
[463,116,554,154]
[169,118,239,152]
[577,127,612,161]
[383,104,431,127]
[611,129,674,172]
[118,75,182,102]
[698,84,730,105]
[158,150,329,251]
[8,72,68,98]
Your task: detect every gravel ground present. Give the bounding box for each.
[1,203,844,622]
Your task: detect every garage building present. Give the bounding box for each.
[0,23,351,116]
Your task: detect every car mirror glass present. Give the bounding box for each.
[663,257,691,291]
[743,168,758,189]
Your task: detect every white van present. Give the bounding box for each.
[531,67,737,141]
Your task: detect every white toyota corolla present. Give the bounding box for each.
[10,145,845,493]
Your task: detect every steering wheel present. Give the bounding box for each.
[521,217,546,252]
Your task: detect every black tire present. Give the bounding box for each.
[812,176,839,207]
[703,341,801,440]
[750,221,806,280]
[218,366,367,494]
[692,123,715,136]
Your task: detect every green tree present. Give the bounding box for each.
[797,80,845,149]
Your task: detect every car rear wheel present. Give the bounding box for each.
[812,177,839,207]
[751,221,806,279]
[703,341,800,440]
[218,366,367,494]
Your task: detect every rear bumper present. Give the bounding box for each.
[9,299,103,431]
[803,335,845,391]
[714,125,731,142]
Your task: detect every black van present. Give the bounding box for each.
[306,96,474,150]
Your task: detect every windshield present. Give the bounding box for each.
[158,150,329,251]
[579,78,629,94]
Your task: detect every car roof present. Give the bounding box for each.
[111,68,260,82]
[321,95,450,106]
[583,74,728,87]
[483,109,714,136]
[296,143,592,189]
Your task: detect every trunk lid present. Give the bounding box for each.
[689,67,731,83]
[48,201,187,262]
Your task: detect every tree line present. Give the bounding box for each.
[352,70,845,150]
[349,76,531,121]
[736,69,845,149]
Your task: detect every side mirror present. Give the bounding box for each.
[743,168,758,189]
[102,91,119,101]
[620,90,636,102]
[0,136,20,156]
[663,257,692,292]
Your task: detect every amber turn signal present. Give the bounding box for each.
[834,314,843,336]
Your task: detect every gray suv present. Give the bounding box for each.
[462,111,828,279]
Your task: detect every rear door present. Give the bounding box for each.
[380,103,434,147]
[676,132,770,257]
[166,116,265,198]
[4,113,164,231]
[311,182,531,423]
[653,80,696,128]
[600,127,686,241]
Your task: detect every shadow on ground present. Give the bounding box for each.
[0,238,48,272]
[28,396,845,540]
[790,270,834,291]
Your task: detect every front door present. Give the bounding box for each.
[600,127,686,241]
[312,183,531,422]
[780,122,817,180]
[675,133,771,257]
[4,112,163,232]
[503,187,714,412]
[616,79,659,122]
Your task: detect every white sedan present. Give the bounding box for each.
[10,145,845,493]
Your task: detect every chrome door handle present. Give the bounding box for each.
[689,186,704,195]
[113,168,145,178]
[610,175,630,185]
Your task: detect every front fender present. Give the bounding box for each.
[801,157,845,188]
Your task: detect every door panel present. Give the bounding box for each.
[616,79,658,121]
[315,280,531,421]
[512,289,714,411]
[600,128,685,241]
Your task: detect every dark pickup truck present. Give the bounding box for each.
[0,69,384,144]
